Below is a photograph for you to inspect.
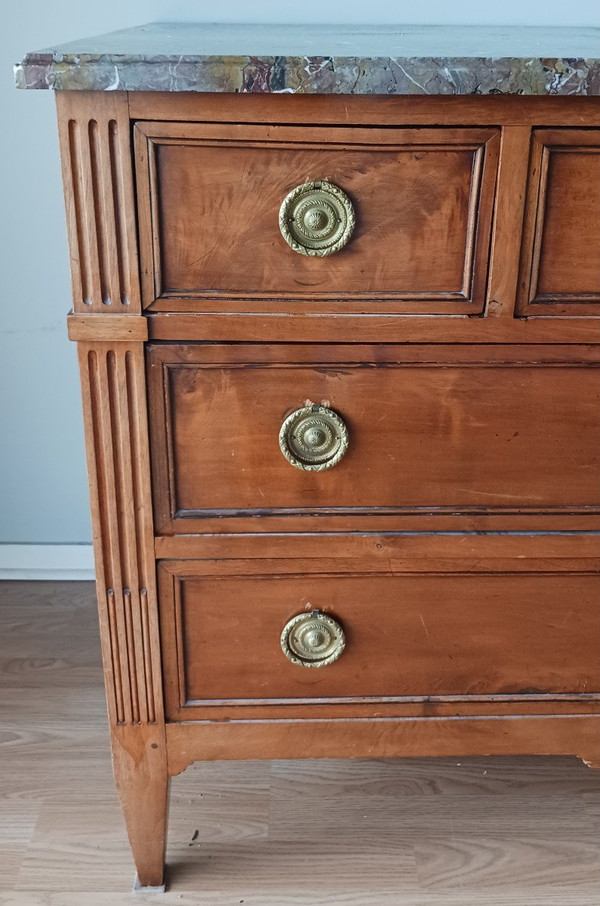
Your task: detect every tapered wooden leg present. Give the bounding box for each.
[76,342,169,890]
[112,724,169,889]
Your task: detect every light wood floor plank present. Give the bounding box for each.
[8,894,600,906]
[271,754,598,797]
[415,835,600,889]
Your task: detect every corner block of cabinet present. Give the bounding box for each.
[67,312,148,342]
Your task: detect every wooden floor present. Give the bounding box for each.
[1,580,599,905]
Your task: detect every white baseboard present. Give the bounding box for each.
[0,544,95,580]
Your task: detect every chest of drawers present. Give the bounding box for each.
[17,23,600,891]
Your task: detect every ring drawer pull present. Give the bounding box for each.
[281,610,346,668]
[279,404,349,471]
[279,180,355,257]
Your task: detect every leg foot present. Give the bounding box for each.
[112,724,169,889]
[133,873,166,894]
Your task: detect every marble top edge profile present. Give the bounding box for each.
[15,22,600,96]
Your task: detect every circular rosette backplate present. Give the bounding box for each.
[279,180,355,257]
[279,404,349,472]
[281,610,346,668]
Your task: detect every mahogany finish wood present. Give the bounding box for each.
[517,129,600,316]
[147,343,600,533]
[56,93,141,314]
[67,312,148,341]
[128,91,600,127]
[146,311,600,344]
[166,715,600,776]
[157,562,600,721]
[135,123,499,314]
[54,88,600,889]
[77,340,168,888]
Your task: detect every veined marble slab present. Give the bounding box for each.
[14,22,600,95]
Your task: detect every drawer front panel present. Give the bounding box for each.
[148,344,600,532]
[135,123,499,314]
[157,562,600,720]
[517,129,600,316]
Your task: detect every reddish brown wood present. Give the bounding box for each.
[154,534,600,561]
[486,126,531,319]
[165,715,600,776]
[146,343,600,534]
[56,93,141,313]
[150,511,600,538]
[135,123,499,314]
[517,129,600,316]
[127,92,600,127]
[157,561,600,722]
[151,343,600,365]
[67,313,148,341]
[111,724,169,888]
[146,311,600,344]
[77,341,167,887]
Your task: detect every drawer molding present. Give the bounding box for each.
[147,344,600,534]
[517,129,600,316]
[135,122,500,314]
[157,562,600,722]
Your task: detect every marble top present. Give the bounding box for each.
[14,22,600,95]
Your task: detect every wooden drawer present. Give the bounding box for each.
[158,560,600,721]
[517,129,600,316]
[147,343,600,534]
[135,123,499,314]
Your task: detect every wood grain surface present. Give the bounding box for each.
[2,581,599,902]
[147,343,600,533]
[134,123,499,313]
[56,93,141,314]
[146,310,600,344]
[157,564,600,720]
[77,342,168,887]
[517,129,600,316]
[128,91,600,128]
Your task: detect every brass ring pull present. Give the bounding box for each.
[281,610,346,668]
[279,180,355,257]
[279,404,349,471]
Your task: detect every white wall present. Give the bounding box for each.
[2,1,599,545]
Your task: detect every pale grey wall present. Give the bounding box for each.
[2,2,157,544]
[2,1,599,544]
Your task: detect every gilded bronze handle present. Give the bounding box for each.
[279,404,349,471]
[279,180,355,257]
[281,610,346,668]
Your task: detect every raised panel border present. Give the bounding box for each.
[157,558,600,723]
[517,128,600,317]
[146,342,600,536]
[134,122,500,314]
